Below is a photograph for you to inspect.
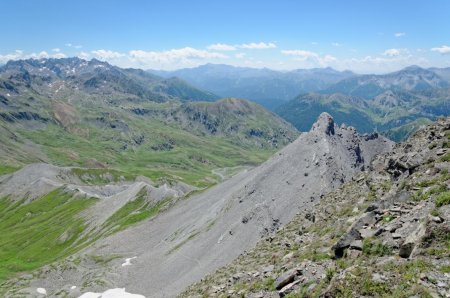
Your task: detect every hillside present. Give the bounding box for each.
[0,58,297,187]
[182,117,450,298]
[151,64,355,110]
[2,113,393,297]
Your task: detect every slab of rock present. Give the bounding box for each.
[278,279,302,297]
[275,268,302,290]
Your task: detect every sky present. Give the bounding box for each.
[1,0,450,73]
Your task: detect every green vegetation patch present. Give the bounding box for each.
[362,238,393,256]
[71,167,136,185]
[103,195,170,233]
[0,190,96,283]
[435,191,450,207]
[0,164,19,176]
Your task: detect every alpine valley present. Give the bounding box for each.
[0,58,449,298]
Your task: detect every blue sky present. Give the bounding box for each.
[1,0,450,73]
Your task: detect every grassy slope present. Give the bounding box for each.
[0,190,97,284]
[17,120,273,188]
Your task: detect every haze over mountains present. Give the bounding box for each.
[150,64,355,110]
[152,63,450,140]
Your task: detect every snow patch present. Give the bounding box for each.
[78,288,145,298]
[36,287,47,295]
[121,256,137,267]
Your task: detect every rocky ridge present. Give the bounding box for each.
[182,117,450,297]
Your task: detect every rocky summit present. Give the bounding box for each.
[2,113,392,297]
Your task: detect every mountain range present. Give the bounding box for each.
[150,64,450,140]
[150,64,355,110]
[276,67,450,141]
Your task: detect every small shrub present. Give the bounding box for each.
[436,191,450,207]
[440,153,450,162]
[363,238,392,256]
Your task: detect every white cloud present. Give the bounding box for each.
[77,51,91,60]
[332,42,342,47]
[52,48,61,52]
[207,42,277,51]
[281,49,336,66]
[0,50,68,64]
[92,49,125,60]
[52,53,67,58]
[240,42,276,49]
[383,48,401,57]
[395,32,406,37]
[0,50,24,63]
[207,43,236,51]
[311,42,318,45]
[129,47,227,63]
[431,45,450,54]
[235,53,246,59]
[282,50,318,59]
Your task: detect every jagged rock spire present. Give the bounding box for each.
[311,112,335,135]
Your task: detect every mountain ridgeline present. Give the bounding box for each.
[276,66,450,141]
[150,64,355,110]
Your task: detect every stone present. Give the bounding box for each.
[436,149,447,156]
[263,265,274,273]
[391,233,402,239]
[278,279,302,297]
[275,268,302,290]
[359,228,376,239]
[372,273,386,283]
[282,252,294,260]
[399,222,426,258]
[428,215,443,223]
[350,240,363,250]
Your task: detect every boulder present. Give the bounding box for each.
[399,222,426,258]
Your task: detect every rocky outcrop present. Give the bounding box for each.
[181,117,450,298]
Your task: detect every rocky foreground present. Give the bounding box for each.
[182,118,450,297]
